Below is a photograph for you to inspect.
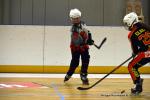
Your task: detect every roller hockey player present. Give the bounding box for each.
[64,8,94,85]
[123,12,150,94]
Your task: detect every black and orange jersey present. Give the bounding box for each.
[128,22,150,54]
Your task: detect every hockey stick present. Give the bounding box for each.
[93,37,107,49]
[77,56,133,90]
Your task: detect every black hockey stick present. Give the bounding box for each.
[77,56,133,90]
[93,37,107,49]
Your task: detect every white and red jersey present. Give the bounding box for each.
[70,21,89,52]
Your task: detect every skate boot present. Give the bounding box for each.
[80,73,89,85]
[64,74,71,82]
[131,78,143,95]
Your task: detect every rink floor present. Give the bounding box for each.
[0,74,150,100]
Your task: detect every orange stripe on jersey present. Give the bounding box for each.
[128,52,145,81]
[128,27,137,39]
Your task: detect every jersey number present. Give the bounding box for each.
[138,32,150,45]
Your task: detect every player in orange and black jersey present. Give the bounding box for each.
[123,12,150,94]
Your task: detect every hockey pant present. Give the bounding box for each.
[128,51,150,84]
[67,49,90,76]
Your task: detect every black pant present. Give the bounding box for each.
[67,49,90,76]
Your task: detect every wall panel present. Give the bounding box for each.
[10,0,21,24]
[33,0,45,25]
[0,0,3,24]
[3,0,10,24]
[103,0,126,26]
[141,0,149,24]
[45,0,68,25]
[69,0,103,25]
[0,0,149,25]
[0,25,43,65]
[21,0,33,24]
[0,25,150,73]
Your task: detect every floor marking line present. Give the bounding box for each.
[50,83,65,100]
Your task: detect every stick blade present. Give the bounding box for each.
[100,37,107,45]
[104,37,107,40]
[97,37,107,49]
[77,87,90,90]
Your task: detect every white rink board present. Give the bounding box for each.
[1,25,149,66]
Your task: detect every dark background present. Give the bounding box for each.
[0,0,149,25]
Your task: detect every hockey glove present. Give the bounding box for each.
[87,33,94,45]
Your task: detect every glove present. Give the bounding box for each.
[87,39,94,45]
[87,33,94,45]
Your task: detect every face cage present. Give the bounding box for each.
[123,22,130,31]
[70,17,81,24]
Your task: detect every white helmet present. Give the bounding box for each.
[69,8,81,18]
[123,12,139,29]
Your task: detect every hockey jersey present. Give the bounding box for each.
[70,21,89,52]
[128,22,150,54]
